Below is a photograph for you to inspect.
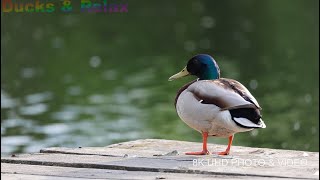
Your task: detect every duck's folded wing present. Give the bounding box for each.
[218,78,262,110]
[188,79,261,111]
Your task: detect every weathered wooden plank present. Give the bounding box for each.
[39,146,164,158]
[41,139,319,160]
[2,163,273,180]
[40,139,319,179]
[2,139,319,179]
[1,174,83,180]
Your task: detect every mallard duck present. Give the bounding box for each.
[169,54,266,155]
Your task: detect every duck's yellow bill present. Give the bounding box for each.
[168,67,190,81]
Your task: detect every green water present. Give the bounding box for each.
[1,0,319,155]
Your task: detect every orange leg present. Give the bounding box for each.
[213,135,234,155]
[185,132,209,155]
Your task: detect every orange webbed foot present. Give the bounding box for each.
[185,150,210,155]
[212,151,230,156]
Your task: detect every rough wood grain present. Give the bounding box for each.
[2,163,272,180]
[1,139,319,179]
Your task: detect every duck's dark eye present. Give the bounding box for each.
[187,58,202,75]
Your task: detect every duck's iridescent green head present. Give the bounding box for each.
[168,54,220,81]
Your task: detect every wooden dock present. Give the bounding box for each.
[1,139,319,179]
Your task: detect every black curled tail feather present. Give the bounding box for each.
[229,108,262,128]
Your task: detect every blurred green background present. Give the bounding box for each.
[1,0,319,155]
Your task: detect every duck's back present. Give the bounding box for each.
[175,78,260,110]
